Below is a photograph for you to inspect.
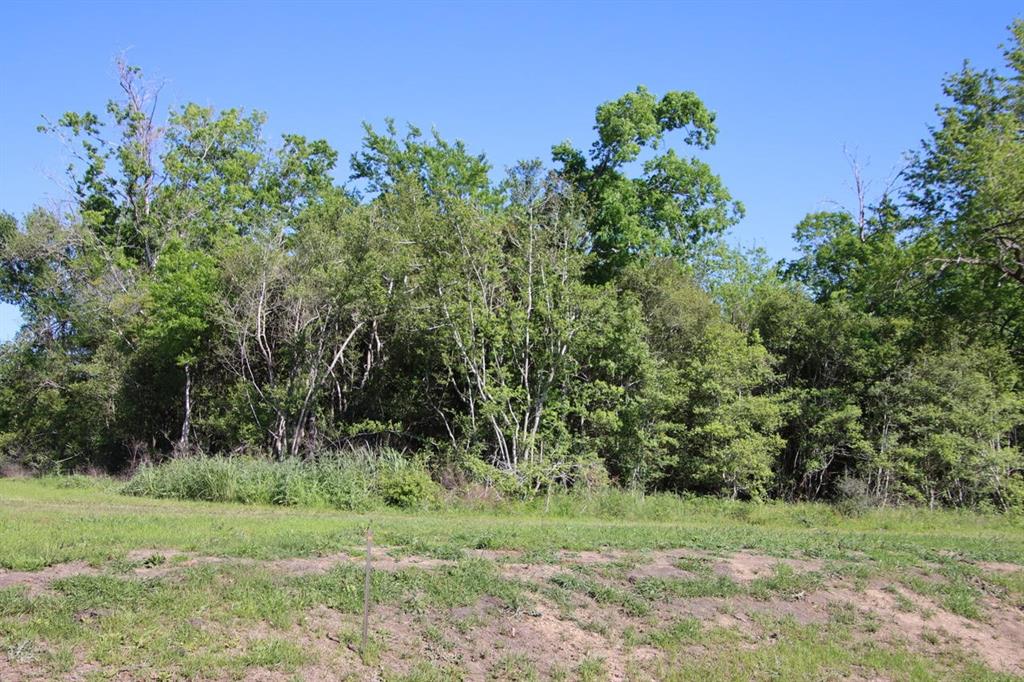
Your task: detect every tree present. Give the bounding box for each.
[869,343,1023,509]
[350,119,499,208]
[140,240,217,451]
[620,259,785,498]
[752,290,903,499]
[553,86,743,281]
[3,51,1023,511]
[903,21,1024,356]
[408,164,590,474]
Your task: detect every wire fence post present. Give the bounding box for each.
[361,525,372,658]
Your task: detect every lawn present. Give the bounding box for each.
[1,477,1022,680]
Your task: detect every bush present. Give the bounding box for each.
[834,475,878,517]
[378,467,440,508]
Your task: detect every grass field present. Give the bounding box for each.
[1,477,1023,680]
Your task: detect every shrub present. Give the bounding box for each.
[378,467,440,508]
[834,475,878,517]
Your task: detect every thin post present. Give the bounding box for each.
[361,526,372,657]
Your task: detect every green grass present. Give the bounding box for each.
[490,653,541,680]
[0,558,523,679]
[984,567,1024,608]
[2,477,1022,572]
[654,616,1016,682]
[641,617,704,649]
[122,451,440,510]
[549,571,650,616]
[635,573,742,600]
[0,477,1022,680]
[631,564,821,602]
[747,563,823,600]
[902,563,989,621]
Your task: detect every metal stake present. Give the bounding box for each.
[361,526,372,657]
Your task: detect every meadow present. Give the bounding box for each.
[1,476,1022,680]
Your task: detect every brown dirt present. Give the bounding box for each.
[978,561,1024,574]
[713,550,824,581]
[0,561,101,596]
[2,549,1022,679]
[818,585,1024,675]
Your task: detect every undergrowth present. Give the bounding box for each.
[122,449,440,510]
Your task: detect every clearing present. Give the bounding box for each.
[0,478,1022,680]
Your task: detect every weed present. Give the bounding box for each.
[576,657,607,681]
[644,618,703,649]
[550,572,649,616]
[634,574,740,600]
[747,564,822,600]
[489,653,539,681]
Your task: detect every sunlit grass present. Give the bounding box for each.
[0,477,1022,680]
[2,478,1022,573]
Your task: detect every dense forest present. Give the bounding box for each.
[1,23,1022,510]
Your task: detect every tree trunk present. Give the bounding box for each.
[179,363,192,453]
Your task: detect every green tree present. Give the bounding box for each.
[870,343,1024,509]
[351,119,499,208]
[553,86,743,281]
[903,20,1024,357]
[621,259,785,498]
[139,240,218,450]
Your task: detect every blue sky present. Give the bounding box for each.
[0,1,1019,341]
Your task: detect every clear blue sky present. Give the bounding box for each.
[0,1,1019,341]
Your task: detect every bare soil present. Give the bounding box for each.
[1,548,1022,680]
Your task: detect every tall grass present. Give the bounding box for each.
[120,454,1024,536]
[122,448,439,510]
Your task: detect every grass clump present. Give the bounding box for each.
[635,574,741,600]
[643,617,703,649]
[550,571,650,616]
[123,448,439,510]
[748,564,823,600]
[489,653,540,681]
[902,563,988,621]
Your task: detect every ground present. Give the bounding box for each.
[0,479,1023,680]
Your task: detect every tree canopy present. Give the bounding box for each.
[2,25,1024,511]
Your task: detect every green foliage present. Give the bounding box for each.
[2,31,1024,512]
[869,343,1024,509]
[122,449,434,510]
[141,239,217,366]
[553,86,743,281]
[619,259,786,497]
[900,20,1024,357]
[377,465,442,508]
[351,118,498,207]
[786,209,905,310]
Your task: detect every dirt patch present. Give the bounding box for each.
[498,561,564,582]
[468,548,523,562]
[3,547,1023,679]
[480,603,658,680]
[818,585,1024,675]
[124,548,189,562]
[558,549,638,565]
[375,597,656,680]
[235,599,652,681]
[0,561,101,596]
[978,561,1023,574]
[715,551,823,582]
[264,552,454,576]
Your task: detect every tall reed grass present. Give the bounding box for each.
[122,448,439,510]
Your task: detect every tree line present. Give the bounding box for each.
[1,24,1023,509]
